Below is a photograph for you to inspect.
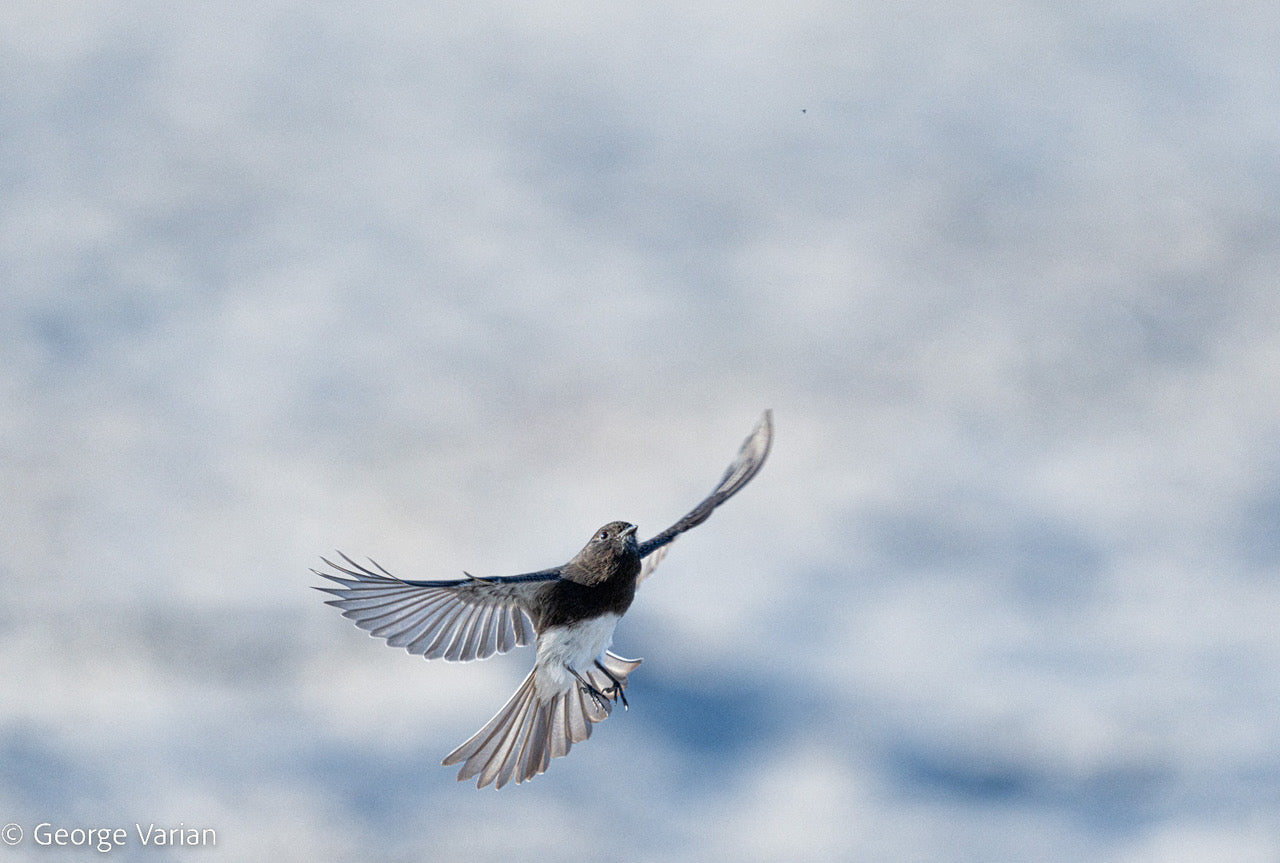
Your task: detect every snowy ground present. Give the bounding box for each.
[4,2,1280,860]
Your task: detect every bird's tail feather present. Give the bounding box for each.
[443,651,641,788]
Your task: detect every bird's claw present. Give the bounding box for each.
[578,683,610,713]
[570,663,630,713]
[593,660,628,710]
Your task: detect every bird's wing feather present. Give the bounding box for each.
[636,543,668,583]
[313,553,559,661]
[636,409,773,573]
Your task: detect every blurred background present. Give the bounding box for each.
[3,1,1280,860]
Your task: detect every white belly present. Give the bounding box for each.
[535,614,621,691]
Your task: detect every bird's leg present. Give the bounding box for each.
[567,666,611,713]
[593,660,628,710]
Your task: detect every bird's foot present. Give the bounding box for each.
[568,667,613,713]
[594,660,629,710]
[581,684,610,713]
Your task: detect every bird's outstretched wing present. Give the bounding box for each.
[314,554,560,662]
[636,409,773,569]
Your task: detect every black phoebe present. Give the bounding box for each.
[315,410,773,788]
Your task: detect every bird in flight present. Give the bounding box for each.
[315,410,773,788]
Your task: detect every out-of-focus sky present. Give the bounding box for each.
[3,2,1280,860]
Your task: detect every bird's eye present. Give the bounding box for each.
[597,530,609,541]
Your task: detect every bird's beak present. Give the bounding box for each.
[621,524,637,538]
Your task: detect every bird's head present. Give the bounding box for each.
[589,520,638,554]
[567,521,639,582]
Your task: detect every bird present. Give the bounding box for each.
[314,410,773,788]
